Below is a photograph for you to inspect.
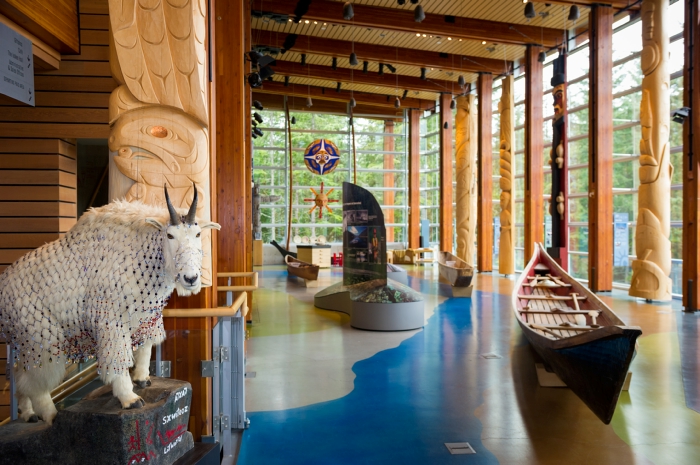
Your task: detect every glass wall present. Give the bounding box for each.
[252,110,408,244]
[420,109,441,245]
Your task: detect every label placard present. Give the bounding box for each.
[0,23,33,106]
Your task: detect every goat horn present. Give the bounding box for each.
[186,182,198,224]
[164,184,180,226]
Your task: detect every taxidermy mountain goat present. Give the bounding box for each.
[0,186,220,424]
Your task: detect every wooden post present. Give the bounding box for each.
[477,73,493,271]
[455,94,478,265]
[683,0,700,311]
[524,45,544,262]
[439,93,454,253]
[499,75,516,275]
[629,0,672,301]
[588,5,614,292]
[408,109,421,248]
[383,121,395,243]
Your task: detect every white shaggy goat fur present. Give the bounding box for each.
[0,200,219,424]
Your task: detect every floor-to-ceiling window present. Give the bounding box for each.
[252,109,408,244]
[420,108,441,245]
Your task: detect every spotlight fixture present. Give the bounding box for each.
[524,2,536,19]
[253,100,264,110]
[410,0,419,4]
[284,76,290,86]
[457,75,465,87]
[253,127,264,137]
[402,90,408,99]
[397,0,405,4]
[350,97,357,108]
[395,96,401,108]
[252,133,258,139]
[420,67,427,80]
[247,73,263,88]
[253,112,264,124]
[450,99,456,110]
[385,64,397,73]
[343,2,354,20]
[245,50,263,65]
[332,57,338,70]
[568,5,580,21]
[378,63,385,75]
[349,52,359,66]
[306,97,313,107]
[414,5,425,22]
[363,61,369,74]
[538,51,547,63]
[672,107,691,124]
[349,116,353,125]
[251,119,257,127]
[300,54,306,66]
[336,82,342,92]
[291,116,297,124]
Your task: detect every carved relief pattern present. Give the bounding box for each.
[455,95,478,265]
[498,76,515,274]
[630,0,673,300]
[108,0,213,285]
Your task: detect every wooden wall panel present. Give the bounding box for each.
[524,45,544,261]
[477,73,493,272]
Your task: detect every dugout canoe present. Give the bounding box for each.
[513,243,642,424]
[285,255,319,281]
[437,251,474,289]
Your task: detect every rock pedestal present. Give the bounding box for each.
[0,377,194,465]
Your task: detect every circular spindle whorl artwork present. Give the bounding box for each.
[303,139,341,175]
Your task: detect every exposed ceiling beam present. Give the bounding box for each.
[257,80,435,110]
[253,92,404,120]
[271,60,466,95]
[252,0,563,47]
[531,0,639,9]
[253,30,510,75]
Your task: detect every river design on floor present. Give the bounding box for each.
[238,277,505,464]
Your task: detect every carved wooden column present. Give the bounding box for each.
[499,75,515,275]
[683,0,700,311]
[477,73,493,271]
[589,4,614,292]
[524,45,544,261]
[548,54,569,271]
[629,0,673,301]
[408,109,421,248]
[439,93,454,253]
[455,95,478,265]
[384,121,395,243]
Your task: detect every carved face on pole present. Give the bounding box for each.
[552,84,565,122]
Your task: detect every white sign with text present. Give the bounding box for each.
[0,22,33,106]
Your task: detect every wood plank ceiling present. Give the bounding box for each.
[251,0,601,105]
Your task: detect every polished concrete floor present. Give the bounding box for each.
[237,265,700,464]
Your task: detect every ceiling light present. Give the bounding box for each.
[420,68,427,80]
[398,0,406,4]
[378,63,385,75]
[362,61,368,73]
[448,37,452,40]
[482,40,487,45]
[343,2,354,20]
[395,96,401,108]
[457,75,465,87]
[314,21,317,24]
[568,5,580,21]
[306,97,313,107]
[450,99,456,110]
[336,82,342,92]
[538,51,547,63]
[402,90,408,99]
[443,122,449,129]
[332,57,338,70]
[300,54,306,66]
[410,0,419,4]
[416,33,420,37]
[291,116,296,124]
[349,52,358,66]
[524,2,536,19]
[253,100,264,110]
[305,20,309,24]
[350,97,357,108]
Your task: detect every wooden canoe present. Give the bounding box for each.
[513,243,642,424]
[285,255,319,281]
[437,251,474,288]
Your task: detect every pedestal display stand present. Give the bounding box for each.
[315,182,424,331]
[0,378,194,465]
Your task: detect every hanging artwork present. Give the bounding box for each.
[304,182,339,218]
[303,139,341,175]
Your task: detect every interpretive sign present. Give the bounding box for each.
[0,22,33,106]
[613,212,630,267]
[343,182,386,286]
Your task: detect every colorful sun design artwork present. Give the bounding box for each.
[303,139,341,175]
[304,182,339,218]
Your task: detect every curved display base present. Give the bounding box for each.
[315,280,424,331]
[387,269,408,285]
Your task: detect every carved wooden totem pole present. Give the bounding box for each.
[630,0,673,301]
[498,76,515,275]
[455,95,478,266]
[548,54,568,270]
[107,0,214,285]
